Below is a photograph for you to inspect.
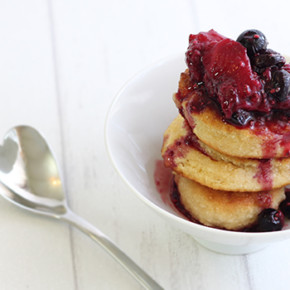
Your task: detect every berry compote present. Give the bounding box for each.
[184,29,290,138]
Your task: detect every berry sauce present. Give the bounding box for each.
[162,120,209,169]
[153,160,173,200]
[256,192,272,208]
[179,29,290,158]
[170,181,195,222]
[153,159,195,221]
[254,159,273,190]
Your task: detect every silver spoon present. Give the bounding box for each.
[0,125,163,290]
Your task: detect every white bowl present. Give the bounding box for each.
[105,54,290,255]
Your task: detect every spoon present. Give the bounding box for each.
[0,125,163,290]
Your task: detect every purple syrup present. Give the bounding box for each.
[254,159,273,190]
[153,159,195,221]
[163,120,210,169]
[170,181,195,222]
[255,192,272,208]
[153,160,173,203]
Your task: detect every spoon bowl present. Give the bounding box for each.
[0,126,66,216]
[0,125,163,290]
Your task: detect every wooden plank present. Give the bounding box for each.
[0,0,75,289]
[50,0,251,289]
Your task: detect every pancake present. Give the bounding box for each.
[161,29,290,232]
[174,174,285,231]
[174,70,290,159]
[161,115,290,192]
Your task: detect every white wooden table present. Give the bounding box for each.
[0,0,290,289]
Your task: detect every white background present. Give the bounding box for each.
[0,0,289,289]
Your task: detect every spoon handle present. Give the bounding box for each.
[61,209,163,290]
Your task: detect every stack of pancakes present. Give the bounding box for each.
[161,70,290,231]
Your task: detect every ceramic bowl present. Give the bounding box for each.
[105,54,290,255]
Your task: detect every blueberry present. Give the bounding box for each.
[237,29,267,57]
[280,200,290,219]
[256,208,284,232]
[285,188,290,199]
[229,109,254,127]
[253,49,286,68]
[269,69,290,102]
